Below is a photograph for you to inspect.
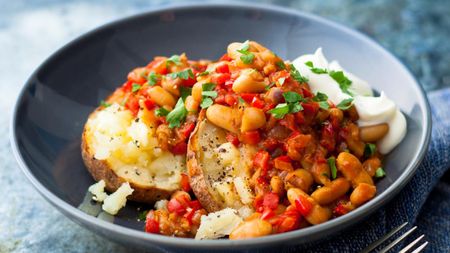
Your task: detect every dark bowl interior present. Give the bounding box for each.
[11,3,431,253]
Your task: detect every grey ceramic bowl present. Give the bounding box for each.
[10,2,431,252]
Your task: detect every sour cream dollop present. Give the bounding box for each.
[292,48,407,154]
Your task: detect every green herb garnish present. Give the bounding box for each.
[313,92,330,110]
[166,98,188,128]
[268,91,305,118]
[180,87,192,101]
[290,64,309,83]
[375,167,386,178]
[197,71,210,76]
[147,72,160,86]
[237,40,255,64]
[131,83,141,93]
[336,98,354,110]
[329,70,353,96]
[327,156,337,179]
[200,83,217,109]
[364,143,377,158]
[265,82,275,91]
[167,69,194,80]
[155,107,170,117]
[137,210,148,221]
[305,61,328,74]
[166,54,181,66]
[100,100,111,108]
[276,61,287,70]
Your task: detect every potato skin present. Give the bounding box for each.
[186,111,225,213]
[81,111,174,204]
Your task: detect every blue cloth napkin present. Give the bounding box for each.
[281,88,450,253]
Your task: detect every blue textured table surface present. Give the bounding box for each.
[1,0,449,252]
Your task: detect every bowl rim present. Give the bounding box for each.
[10,1,432,249]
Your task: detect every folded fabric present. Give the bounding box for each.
[280,88,450,253]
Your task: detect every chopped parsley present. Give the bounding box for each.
[375,167,386,178]
[305,61,328,74]
[166,98,188,128]
[180,87,192,101]
[167,69,194,80]
[197,70,210,76]
[364,143,377,158]
[289,64,309,83]
[166,54,181,66]
[238,97,246,104]
[329,70,353,96]
[336,98,354,110]
[200,83,217,109]
[237,40,255,64]
[100,100,111,108]
[327,156,337,179]
[155,107,170,117]
[276,61,287,70]
[137,210,148,221]
[268,91,305,118]
[131,83,141,93]
[313,92,330,110]
[147,72,160,86]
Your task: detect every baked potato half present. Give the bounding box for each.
[81,97,186,204]
[187,111,256,214]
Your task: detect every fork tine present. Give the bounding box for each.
[360,222,408,253]
[378,226,417,253]
[399,234,425,253]
[410,241,428,253]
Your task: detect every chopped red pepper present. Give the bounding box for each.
[251,96,265,109]
[302,102,319,116]
[179,122,196,139]
[295,195,313,216]
[180,173,191,192]
[333,202,349,217]
[241,130,260,145]
[122,80,133,92]
[226,132,240,146]
[167,198,186,215]
[225,93,237,106]
[273,156,294,171]
[263,192,279,210]
[125,95,140,116]
[189,200,202,210]
[261,208,276,220]
[145,217,160,234]
[212,73,231,86]
[215,63,230,74]
[171,142,187,155]
[253,150,270,173]
[262,137,279,151]
[240,93,257,104]
[144,99,156,111]
[219,53,233,62]
[253,194,264,212]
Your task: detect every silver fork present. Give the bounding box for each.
[361,222,429,253]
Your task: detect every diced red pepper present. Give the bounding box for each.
[320,121,336,151]
[179,122,196,139]
[219,53,233,62]
[171,141,187,155]
[294,112,305,125]
[145,217,160,234]
[144,99,156,110]
[241,130,261,145]
[226,132,240,146]
[122,80,133,92]
[302,102,319,116]
[279,114,297,132]
[273,156,294,171]
[224,79,234,89]
[253,194,264,212]
[181,70,197,87]
[240,93,257,104]
[301,87,313,98]
[333,202,349,217]
[295,195,313,216]
[167,198,186,215]
[262,137,279,151]
[189,200,202,210]
[183,208,196,224]
[125,96,140,116]
[253,150,270,172]
[180,173,191,192]
[251,96,265,109]
[225,93,237,106]
[212,73,231,86]
[263,192,279,210]
[261,208,276,220]
[215,63,230,74]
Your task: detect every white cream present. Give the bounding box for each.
[292,48,407,154]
